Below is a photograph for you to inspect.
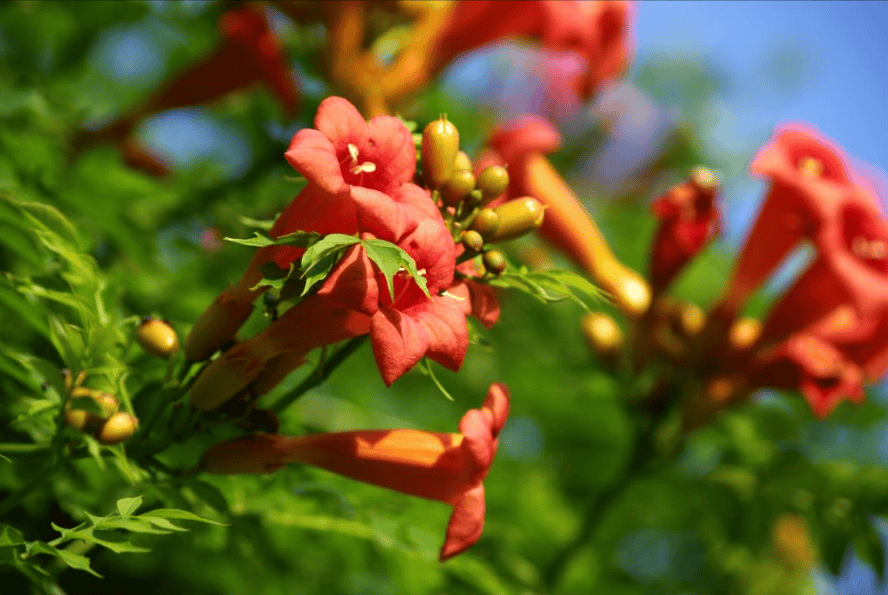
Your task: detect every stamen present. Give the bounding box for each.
[350,162,376,175]
[348,143,359,163]
[798,156,823,178]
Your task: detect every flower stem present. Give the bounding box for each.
[269,336,368,414]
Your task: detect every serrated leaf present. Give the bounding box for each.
[94,517,175,535]
[361,238,429,299]
[141,509,226,526]
[25,541,101,577]
[488,268,603,310]
[134,517,188,533]
[116,496,142,518]
[298,234,360,295]
[55,548,102,577]
[0,525,25,547]
[300,234,360,272]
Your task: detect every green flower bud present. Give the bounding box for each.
[136,317,180,358]
[97,412,138,445]
[442,169,476,206]
[487,197,546,243]
[422,116,459,189]
[470,208,500,238]
[477,165,509,203]
[453,151,472,173]
[482,250,507,275]
[460,230,484,254]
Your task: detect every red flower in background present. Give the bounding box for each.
[431,1,632,102]
[74,5,299,176]
[202,383,510,561]
[649,167,721,294]
[480,115,650,316]
[747,334,864,418]
[724,125,858,306]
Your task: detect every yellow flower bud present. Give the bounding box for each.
[422,116,459,189]
[487,198,546,243]
[442,169,476,206]
[460,230,484,254]
[136,317,180,359]
[476,165,509,203]
[97,412,138,445]
[453,150,472,173]
[470,208,500,238]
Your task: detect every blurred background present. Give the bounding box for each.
[1,1,886,593]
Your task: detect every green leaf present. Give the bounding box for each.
[141,509,226,526]
[26,541,101,577]
[361,238,429,299]
[238,215,276,231]
[299,233,360,295]
[116,496,142,518]
[0,526,25,548]
[54,548,102,577]
[487,267,603,310]
[855,522,886,581]
[224,231,275,247]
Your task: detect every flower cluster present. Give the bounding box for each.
[187,97,491,410]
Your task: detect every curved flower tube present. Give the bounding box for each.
[201,383,510,561]
[482,115,650,316]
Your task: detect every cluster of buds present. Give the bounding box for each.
[61,370,137,446]
[422,116,546,281]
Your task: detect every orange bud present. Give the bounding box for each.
[97,412,138,445]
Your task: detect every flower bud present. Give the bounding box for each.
[729,318,761,351]
[422,116,459,189]
[460,230,484,254]
[453,150,472,173]
[442,169,476,206]
[771,513,816,570]
[470,208,500,238]
[476,165,509,203]
[482,250,507,275]
[136,317,180,358]
[487,198,546,243]
[63,408,89,432]
[466,188,484,206]
[582,313,624,356]
[97,412,138,445]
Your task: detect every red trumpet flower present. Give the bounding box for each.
[202,383,510,561]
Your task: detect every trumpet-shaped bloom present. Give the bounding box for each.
[725,125,858,306]
[142,5,298,117]
[201,383,510,560]
[482,115,650,315]
[649,167,721,294]
[747,334,864,418]
[185,96,439,362]
[431,1,632,101]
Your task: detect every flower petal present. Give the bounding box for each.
[440,483,486,561]
[314,96,370,152]
[370,306,430,386]
[284,128,348,195]
[403,295,469,373]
